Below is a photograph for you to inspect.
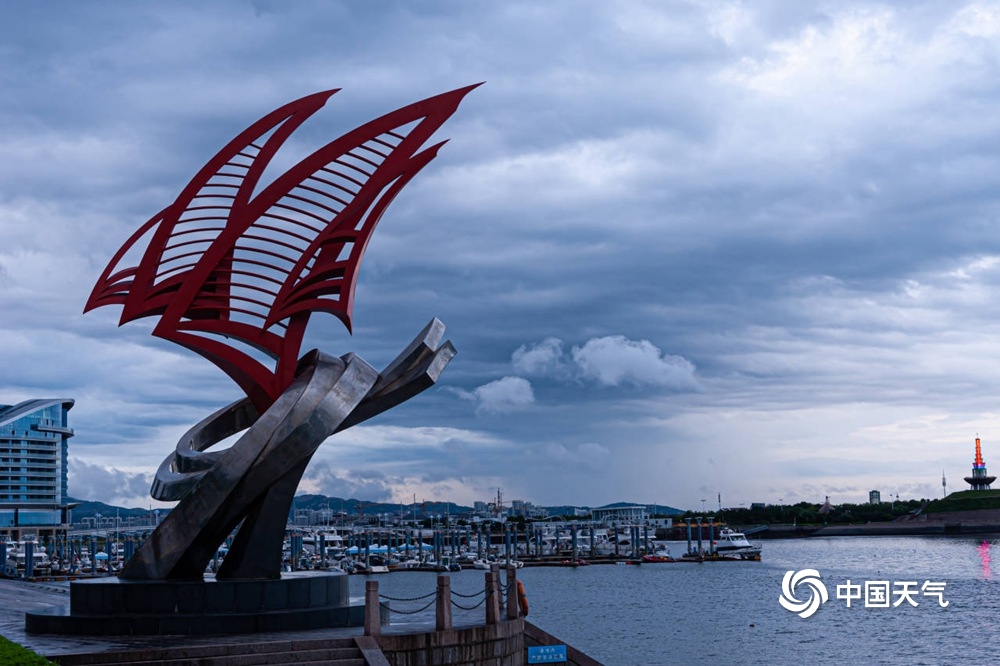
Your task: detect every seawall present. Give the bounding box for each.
[811,508,1000,537]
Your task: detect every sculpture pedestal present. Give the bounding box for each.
[25,571,369,636]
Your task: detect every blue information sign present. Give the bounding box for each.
[528,644,568,663]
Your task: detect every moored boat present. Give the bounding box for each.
[712,528,762,559]
[641,546,675,563]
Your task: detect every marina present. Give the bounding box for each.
[0,516,763,583]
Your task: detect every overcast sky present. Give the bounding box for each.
[4,1,1000,511]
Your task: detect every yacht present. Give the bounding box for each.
[713,528,761,559]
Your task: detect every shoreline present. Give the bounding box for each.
[735,508,1000,538]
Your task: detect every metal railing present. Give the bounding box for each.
[364,564,522,636]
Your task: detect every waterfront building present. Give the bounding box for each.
[591,504,648,524]
[510,499,549,519]
[869,490,881,504]
[0,399,75,539]
[964,436,996,491]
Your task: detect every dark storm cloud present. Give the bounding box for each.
[68,459,153,508]
[3,1,1000,509]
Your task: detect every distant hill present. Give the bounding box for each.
[924,489,1000,514]
[291,495,687,517]
[291,494,472,518]
[67,498,164,522]
[592,501,685,515]
[66,494,688,522]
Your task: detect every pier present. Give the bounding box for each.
[1,565,602,665]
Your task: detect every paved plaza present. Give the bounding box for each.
[0,577,368,659]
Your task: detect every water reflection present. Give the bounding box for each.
[353,537,1000,665]
[979,539,991,579]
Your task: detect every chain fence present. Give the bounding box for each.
[374,577,509,618]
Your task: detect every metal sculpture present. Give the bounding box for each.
[84,85,477,580]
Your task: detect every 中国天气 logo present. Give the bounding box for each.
[779,569,829,618]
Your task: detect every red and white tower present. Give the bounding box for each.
[964,437,996,491]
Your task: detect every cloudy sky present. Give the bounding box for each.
[4,1,1000,511]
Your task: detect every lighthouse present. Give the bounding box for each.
[964,436,997,491]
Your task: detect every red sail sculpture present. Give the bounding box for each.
[85,84,479,412]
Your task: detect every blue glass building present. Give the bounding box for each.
[0,399,74,539]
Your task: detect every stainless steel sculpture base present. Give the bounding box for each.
[24,571,377,635]
[128,318,454,582]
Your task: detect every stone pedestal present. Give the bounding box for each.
[25,571,365,636]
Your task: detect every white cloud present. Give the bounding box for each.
[572,336,697,389]
[721,8,905,99]
[707,3,758,49]
[471,376,535,414]
[512,337,565,376]
[68,459,155,508]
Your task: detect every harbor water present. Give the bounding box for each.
[351,536,1000,665]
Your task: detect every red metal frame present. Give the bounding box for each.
[85,85,479,412]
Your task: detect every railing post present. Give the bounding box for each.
[485,570,500,625]
[506,565,519,619]
[365,580,381,636]
[25,541,34,579]
[491,563,504,613]
[436,574,452,631]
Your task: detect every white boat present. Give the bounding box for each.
[5,540,52,576]
[394,558,422,570]
[713,528,761,559]
[642,546,675,563]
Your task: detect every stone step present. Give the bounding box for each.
[55,654,367,666]
[50,637,364,666]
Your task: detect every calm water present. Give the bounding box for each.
[350,536,1000,665]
